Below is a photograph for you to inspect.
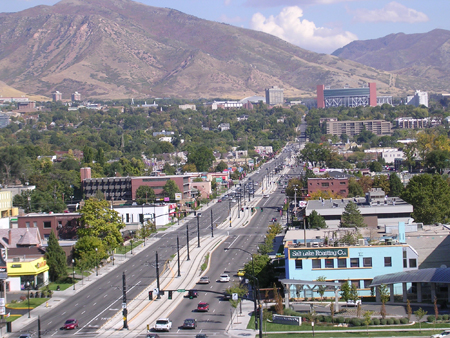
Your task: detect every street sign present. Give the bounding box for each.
[122,302,127,309]
[175,193,182,201]
[232,293,238,301]
[177,289,186,292]
[153,288,159,295]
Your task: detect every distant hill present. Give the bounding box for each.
[0,81,49,101]
[0,0,423,99]
[332,29,450,93]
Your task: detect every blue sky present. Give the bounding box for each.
[6,0,448,54]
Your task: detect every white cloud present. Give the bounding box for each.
[245,0,359,7]
[351,2,429,23]
[250,6,357,54]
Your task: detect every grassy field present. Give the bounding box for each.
[7,298,48,309]
[116,240,143,254]
[262,331,444,338]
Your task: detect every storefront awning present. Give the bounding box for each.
[7,257,49,277]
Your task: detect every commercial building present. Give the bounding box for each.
[307,178,348,198]
[364,148,405,164]
[52,91,62,101]
[17,213,80,240]
[326,119,392,136]
[406,90,428,108]
[317,83,377,108]
[114,204,174,229]
[304,188,413,228]
[179,104,196,111]
[71,92,81,101]
[283,227,418,299]
[265,86,284,105]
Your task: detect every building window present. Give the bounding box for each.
[409,259,417,268]
[295,260,303,269]
[26,222,30,228]
[126,214,129,223]
[43,221,51,228]
[321,183,329,187]
[364,279,372,288]
[340,182,346,185]
[312,259,321,269]
[403,250,407,268]
[351,280,361,289]
[384,257,392,267]
[338,258,347,268]
[350,258,359,267]
[33,222,37,227]
[325,259,334,268]
[363,257,372,267]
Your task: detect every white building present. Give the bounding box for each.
[114,204,174,230]
[364,148,405,164]
[406,90,428,108]
[179,104,196,111]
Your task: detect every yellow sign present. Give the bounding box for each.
[123,316,126,321]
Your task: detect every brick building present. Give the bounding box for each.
[307,177,349,198]
[17,213,80,240]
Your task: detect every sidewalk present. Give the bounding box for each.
[227,299,257,338]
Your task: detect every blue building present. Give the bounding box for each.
[283,237,418,300]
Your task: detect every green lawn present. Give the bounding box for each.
[116,240,143,254]
[263,331,444,338]
[7,298,48,309]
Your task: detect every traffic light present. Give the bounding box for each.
[261,207,264,212]
[241,207,244,212]
[148,291,153,300]
[251,207,254,212]
[184,211,187,217]
[168,291,173,300]
[194,211,197,216]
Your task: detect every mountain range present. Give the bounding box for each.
[0,0,446,100]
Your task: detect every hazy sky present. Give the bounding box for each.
[6,0,448,54]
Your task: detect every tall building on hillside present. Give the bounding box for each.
[52,91,62,102]
[317,83,377,108]
[406,90,428,108]
[265,86,284,105]
[71,92,81,101]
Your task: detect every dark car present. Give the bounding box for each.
[146,334,160,338]
[196,334,208,338]
[271,218,277,222]
[63,319,79,330]
[197,302,209,312]
[188,289,198,298]
[182,318,197,329]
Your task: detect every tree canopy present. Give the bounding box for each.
[340,201,366,227]
[136,185,156,204]
[45,231,68,282]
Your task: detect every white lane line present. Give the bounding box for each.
[75,303,78,306]
[81,311,85,315]
[62,312,66,316]
[93,303,96,306]
[103,294,107,298]
[75,281,142,334]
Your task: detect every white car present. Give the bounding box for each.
[219,274,230,282]
[198,276,210,284]
[263,194,269,198]
[154,318,172,332]
[431,330,450,338]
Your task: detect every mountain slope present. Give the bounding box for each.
[332,29,450,92]
[0,0,415,99]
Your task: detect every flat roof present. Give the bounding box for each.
[371,268,450,287]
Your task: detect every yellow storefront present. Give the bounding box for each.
[7,257,49,292]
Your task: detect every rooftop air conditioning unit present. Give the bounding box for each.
[358,238,365,246]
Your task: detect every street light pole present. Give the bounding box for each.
[177,236,181,277]
[156,251,160,299]
[26,281,30,318]
[197,214,200,248]
[186,223,190,261]
[72,259,75,290]
[95,248,98,276]
[210,209,214,238]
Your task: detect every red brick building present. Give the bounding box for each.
[17,213,80,240]
[307,177,349,198]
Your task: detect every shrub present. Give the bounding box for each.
[317,315,324,322]
[20,296,26,302]
[427,315,435,322]
[400,318,409,324]
[393,318,400,324]
[283,308,301,317]
[324,316,332,323]
[350,318,361,326]
[437,315,443,321]
[345,317,351,324]
[10,299,17,304]
[387,318,394,325]
[372,318,380,325]
[380,319,387,325]
[443,314,449,320]
[336,316,345,323]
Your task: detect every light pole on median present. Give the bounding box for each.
[72,259,75,290]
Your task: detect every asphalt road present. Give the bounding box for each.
[19,152,293,337]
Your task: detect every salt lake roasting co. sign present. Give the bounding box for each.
[289,248,349,259]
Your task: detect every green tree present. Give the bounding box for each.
[368,161,383,173]
[215,161,228,172]
[285,178,302,198]
[162,162,176,175]
[136,185,156,204]
[78,198,124,251]
[378,284,389,319]
[316,276,327,301]
[373,175,390,195]
[340,281,351,302]
[340,201,366,227]
[406,299,412,322]
[95,148,106,167]
[308,210,326,229]
[163,180,180,200]
[389,173,403,197]
[414,307,427,332]
[83,145,95,164]
[45,231,68,282]
[137,220,156,243]
[225,282,248,309]
[348,177,364,197]
[363,310,373,334]
[401,174,450,224]
[187,145,215,172]
[350,283,359,302]
[74,236,105,268]
[425,149,450,174]
[243,254,273,288]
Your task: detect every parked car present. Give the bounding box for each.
[63,319,79,330]
[154,318,172,332]
[197,302,209,312]
[431,330,450,338]
[237,269,245,277]
[198,276,210,284]
[346,299,361,307]
[182,318,197,329]
[219,274,230,282]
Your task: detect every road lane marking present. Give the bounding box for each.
[62,312,66,315]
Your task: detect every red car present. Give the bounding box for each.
[197,302,209,312]
[63,318,79,330]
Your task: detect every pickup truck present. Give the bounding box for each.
[346,299,361,307]
[154,318,172,331]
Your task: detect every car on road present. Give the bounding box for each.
[271,218,277,222]
[263,194,269,198]
[146,334,160,338]
[217,199,222,203]
[63,319,79,330]
[237,269,245,277]
[154,318,172,332]
[19,335,32,338]
[198,276,210,284]
[219,274,230,282]
[196,334,208,338]
[281,190,285,193]
[188,289,198,298]
[182,318,197,329]
[197,302,209,312]
[431,330,450,338]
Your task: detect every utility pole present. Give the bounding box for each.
[197,215,200,248]
[156,251,160,299]
[122,271,128,330]
[186,223,190,261]
[210,209,214,237]
[177,236,181,277]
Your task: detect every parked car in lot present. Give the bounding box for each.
[197,302,209,312]
[219,274,230,282]
[182,318,197,329]
[63,319,79,330]
[346,299,361,307]
[154,318,172,332]
[198,276,210,284]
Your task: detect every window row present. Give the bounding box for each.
[295,256,393,269]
